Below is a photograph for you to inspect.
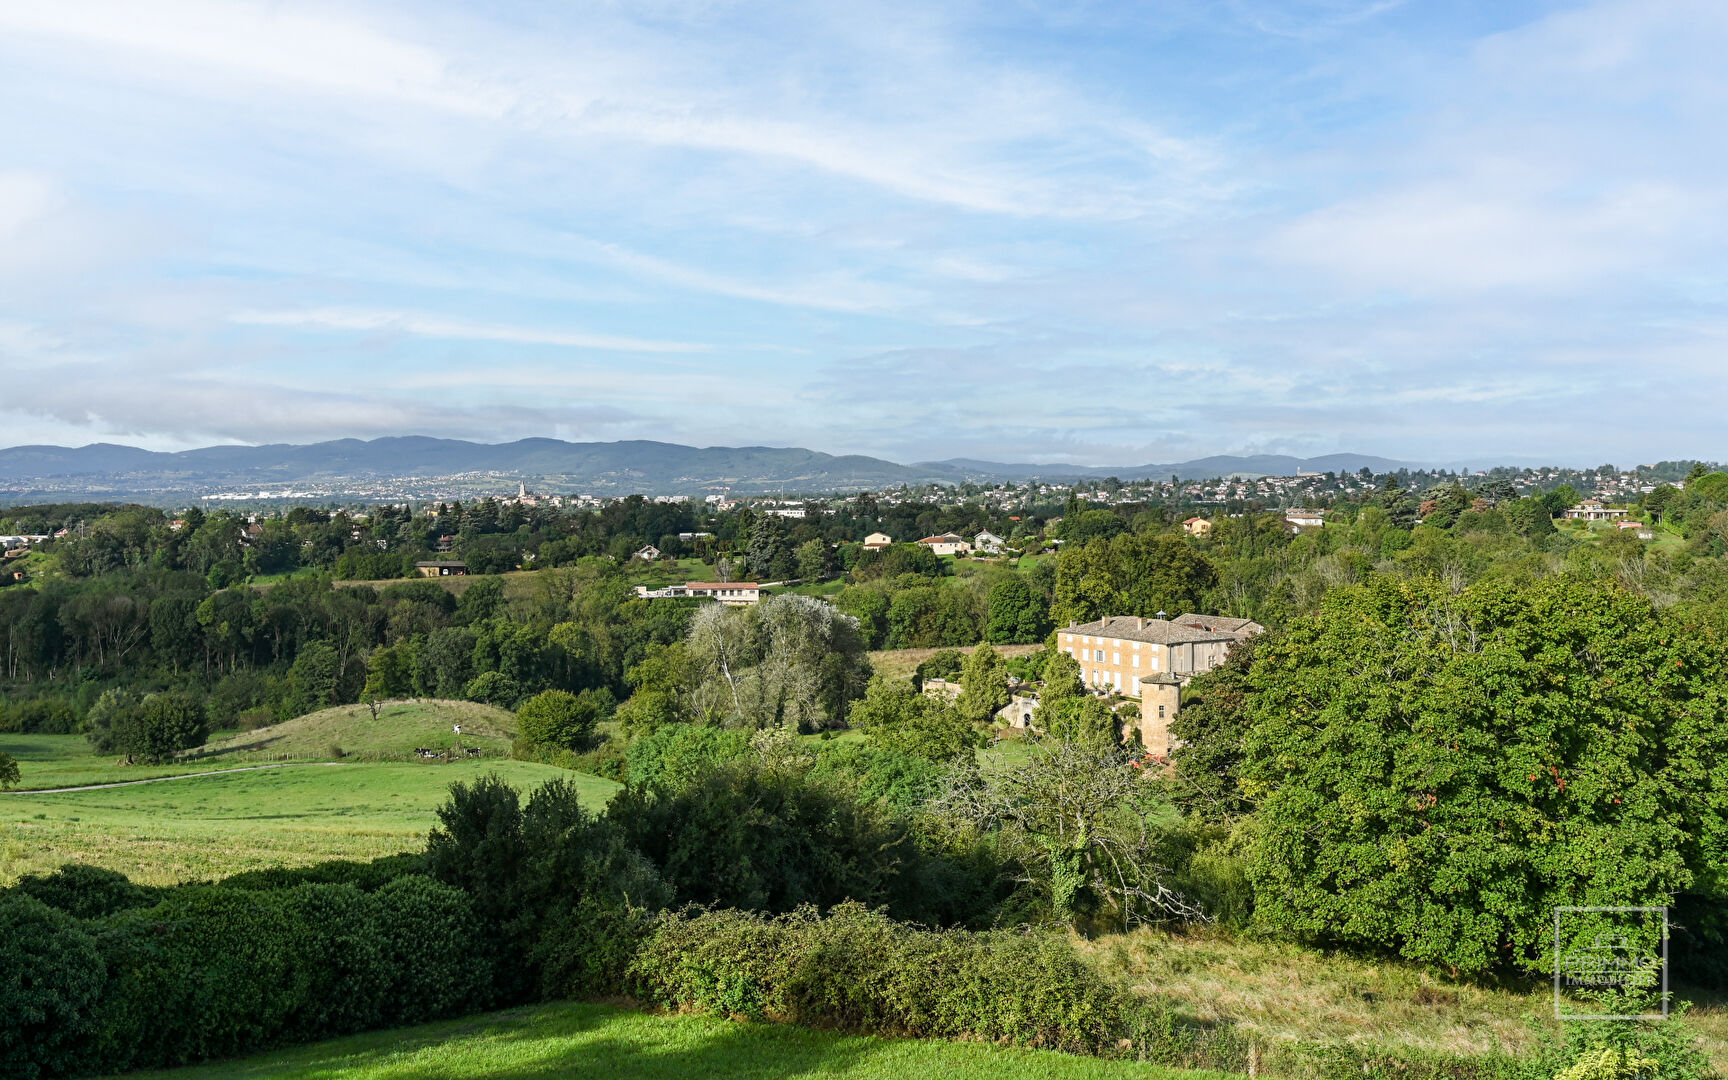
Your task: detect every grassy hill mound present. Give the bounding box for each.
[194,699,518,763]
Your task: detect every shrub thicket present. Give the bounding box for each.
[629,902,1127,1054]
[0,874,490,1079]
[7,864,160,920]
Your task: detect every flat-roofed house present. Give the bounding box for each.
[415,561,468,577]
[635,582,762,606]
[685,582,761,605]
[1565,500,1628,521]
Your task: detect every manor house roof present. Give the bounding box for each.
[1065,613,1261,645]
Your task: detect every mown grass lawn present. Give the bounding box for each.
[102,1001,1232,1080]
[0,757,615,885]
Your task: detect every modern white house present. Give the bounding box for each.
[973,530,1006,554]
[633,544,661,561]
[1284,509,1325,530]
[634,582,761,606]
[1565,500,1628,521]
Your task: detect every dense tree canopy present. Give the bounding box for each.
[1241,574,1728,976]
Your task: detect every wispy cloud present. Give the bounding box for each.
[229,308,710,353]
[0,0,1724,465]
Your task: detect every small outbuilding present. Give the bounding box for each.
[415,561,468,577]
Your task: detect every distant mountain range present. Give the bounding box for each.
[0,438,1419,502]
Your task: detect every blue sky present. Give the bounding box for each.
[0,0,1721,466]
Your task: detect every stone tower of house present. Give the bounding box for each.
[1135,673,1183,758]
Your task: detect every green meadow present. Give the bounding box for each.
[1,725,616,885]
[1,700,522,794]
[101,1001,1225,1080]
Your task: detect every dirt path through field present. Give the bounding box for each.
[5,762,344,795]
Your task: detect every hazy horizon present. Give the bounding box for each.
[0,433,1693,476]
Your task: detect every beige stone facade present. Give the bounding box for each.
[1135,675,1183,757]
[1058,613,1260,697]
[1060,613,1260,757]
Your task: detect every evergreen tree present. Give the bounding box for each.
[746,514,790,581]
[954,644,1010,725]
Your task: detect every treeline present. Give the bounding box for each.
[10,466,1728,730]
[0,563,695,743]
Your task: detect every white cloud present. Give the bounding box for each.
[0,171,62,237]
[229,308,710,353]
[0,0,1217,220]
[1265,180,1701,293]
[0,0,509,115]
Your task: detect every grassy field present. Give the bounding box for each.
[102,1001,1226,1080]
[1,700,616,887]
[193,700,519,764]
[0,735,617,885]
[0,732,226,790]
[0,701,519,792]
[1083,928,1728,1069]
[868,643,1044,683]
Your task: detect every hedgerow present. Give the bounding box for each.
[0,872,490,1078]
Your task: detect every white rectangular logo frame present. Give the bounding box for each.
[1553,906,1668,1021]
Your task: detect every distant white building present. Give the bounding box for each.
[1284,509,1325,530]
[633,544,661,561]
[973,530,1006,554]
[766,507,807,519]
[862,532,893,549]
[635,582,761,606]
[1565,500,1628,521]
[916,533,972,556]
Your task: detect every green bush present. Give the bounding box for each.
[115,691,207,764]
[426,773,668,1002]
[0,894,105,1079]
[623,722,748,791]
[609,756,923,916]
[629,903,1127,1054]
[1,697,78,735]
[0,870,492,1078]
[371,875,496,1024]
[516,687,609,751]
[215,853,426,893]
[464,670,523,709]
[8,864,159,920]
